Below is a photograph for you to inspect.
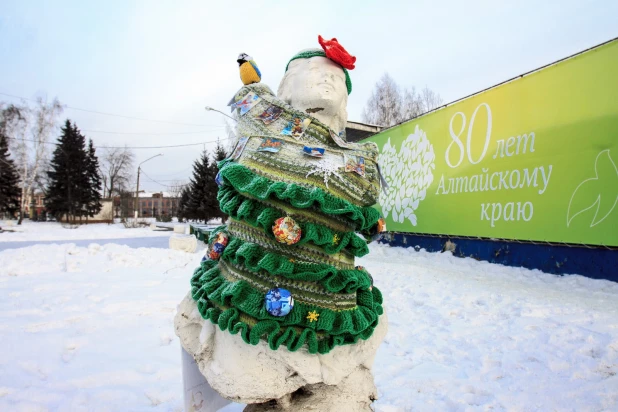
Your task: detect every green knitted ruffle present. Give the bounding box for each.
[219,162,380,232]
[191,260,383,354]
[219,234,372,294]
[218,185,370,257]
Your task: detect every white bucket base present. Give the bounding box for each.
[169,234,197,253]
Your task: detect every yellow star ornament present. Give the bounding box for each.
[306,310,319,323]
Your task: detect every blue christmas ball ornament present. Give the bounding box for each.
[215,171,224,187]
[265,287,294,317]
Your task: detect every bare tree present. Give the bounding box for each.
[0,103,28,138]
[362,73,443,127]
[361,73,403,127]
[420,87,443,113]
[1,98,64,224]
[168,179,187,218]
[402,87,424,120]
[99,146,135,198]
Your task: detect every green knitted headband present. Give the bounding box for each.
[285,50,352,95]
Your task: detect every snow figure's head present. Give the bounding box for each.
[277,46,351,134]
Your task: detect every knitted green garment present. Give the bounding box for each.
[190,83,384,355]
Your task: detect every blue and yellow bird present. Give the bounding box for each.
[237,53,261,85]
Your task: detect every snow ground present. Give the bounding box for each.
[0,242,200,411]
[363,245,618,411]
[0,237,172,253]
[0,224,617,411]
[0,221,174,243]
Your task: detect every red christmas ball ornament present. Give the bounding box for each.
[272,217,302,245]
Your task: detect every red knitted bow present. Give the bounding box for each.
[318,35,356,70]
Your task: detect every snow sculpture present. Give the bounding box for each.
[175,36,387,411]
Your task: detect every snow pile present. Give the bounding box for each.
[362,244,618,411]
[0,242,202,411]
[0,221,174,243]
[0,239,616,410]
[0,243,199,277]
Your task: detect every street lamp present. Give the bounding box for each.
[205,106,237,122]
[134,153,163,218]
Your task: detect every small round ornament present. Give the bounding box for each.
[207,231,229,260]
[215,170,224,187]
[265,287,294,317]
[272,216,302,245]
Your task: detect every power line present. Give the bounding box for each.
[0,91,217,127]
[140,170,187,188]
[102,138,231,149]
[147,166,193,177]
[4,135,231,149]
[104,137,232,149]
[82,128,224,135]
[141,177,189,182]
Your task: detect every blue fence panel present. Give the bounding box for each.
[380,233,617,283]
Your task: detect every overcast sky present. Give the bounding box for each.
[1,0,616,192]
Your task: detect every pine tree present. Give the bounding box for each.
[73,125,90,222]
[46,120,89,223]
[209,140,228,221]
[177,186,191,222]
[187,150,213,222]
[212,139,228,164]
[85,139,102,221]
[0,133,21,217]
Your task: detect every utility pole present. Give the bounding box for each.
[134,167,141,219]
[134,154,163,219]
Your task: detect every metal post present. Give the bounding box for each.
[134,154,163,220]
[135,166,141,218]
[205,106,237,122]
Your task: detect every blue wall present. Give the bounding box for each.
[380,233,618,283]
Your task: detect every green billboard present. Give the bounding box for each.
[365,39,618,247]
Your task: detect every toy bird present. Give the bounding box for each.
[237,53,261,85]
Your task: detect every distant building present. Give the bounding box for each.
[27,192,114,223]
[26,191,181,220]
[345,121,382,142]
[131,191,180,218]
[29,192,46,216]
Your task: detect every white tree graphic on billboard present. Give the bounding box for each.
[379,125,436,225]
[567,149,618,227]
